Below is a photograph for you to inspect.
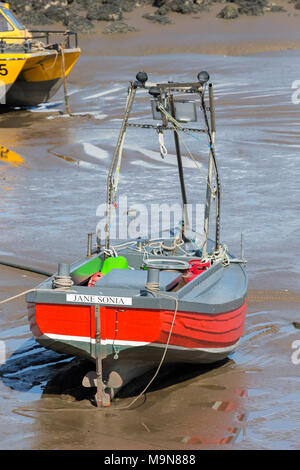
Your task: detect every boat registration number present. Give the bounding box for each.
[66,294,132,306]
[0,64,8,76]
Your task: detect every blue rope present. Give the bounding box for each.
[184,129,215,150]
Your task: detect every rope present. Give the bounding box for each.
[161,240,182,252]
[105,84,137,252]
[0,289,35,305]
[203,244,230,267]
[157,103,184,131]
[103,247,118,258]
[111,91,132,207]
[59,44,72,117]
[112,133,125,206]
[145,281,160,293]
[173,127,216,196]
[52,275,74,289]
[0,260,53,277]
[157,103,216,195]
[157,128,168,158]
[40,48,59,71]
[219,245,230,266]
[113,293,179,411]
[0,283,78,305]
[31,40,46,51]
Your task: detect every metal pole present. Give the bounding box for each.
[59,44,72,116]
[105,83,137,253]
[169,94,189,232]
[96,230,101,253]
[94,305,109,407]
[87,233,93,257]
[202,84,216,258]
[201,84,221,253]
[241,232,245,264]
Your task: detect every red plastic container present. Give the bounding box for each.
[88,272,104,287]
[184,259,210,284]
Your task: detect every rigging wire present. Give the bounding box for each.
[156,102,216,195]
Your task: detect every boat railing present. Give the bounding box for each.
[0,30,78,53]
[30,30,78,49]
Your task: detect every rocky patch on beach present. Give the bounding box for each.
[6,0,297,33]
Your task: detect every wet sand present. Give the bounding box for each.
[1,4,300,450]
[78,2,300,56]
[1,267,299,450]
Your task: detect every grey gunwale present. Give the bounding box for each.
[27,242,247,316]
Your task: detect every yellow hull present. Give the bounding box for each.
[0,48,80,106]
[0,56,26,86]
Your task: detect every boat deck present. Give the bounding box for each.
[27,239,247,315]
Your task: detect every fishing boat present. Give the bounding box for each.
[0,2,80,107]
[26,71,248,407]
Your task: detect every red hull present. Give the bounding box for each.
[28,301,247,352]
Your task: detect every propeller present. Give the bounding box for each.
[82,370,123,389]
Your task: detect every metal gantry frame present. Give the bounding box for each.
[104,72,221,258]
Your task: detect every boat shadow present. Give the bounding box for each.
[0,338,74,394]
[0,101,63,116]
[116,359,230,399]
[0,338,231,403]
[0,106,31,116]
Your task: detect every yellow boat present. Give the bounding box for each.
[0,2,80,107]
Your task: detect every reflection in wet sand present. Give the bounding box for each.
[0,146,23,167]
[5,354,249,449]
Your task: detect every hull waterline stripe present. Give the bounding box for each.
[36,332,238,353]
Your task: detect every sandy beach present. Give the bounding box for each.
[76,1,300,56]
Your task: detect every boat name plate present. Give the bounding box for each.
[66,294,132,306]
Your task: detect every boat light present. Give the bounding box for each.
[197,71,210,84]
[148,86,160,97]
[136,71,148,86]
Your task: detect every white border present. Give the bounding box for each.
[38,332,238,353]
